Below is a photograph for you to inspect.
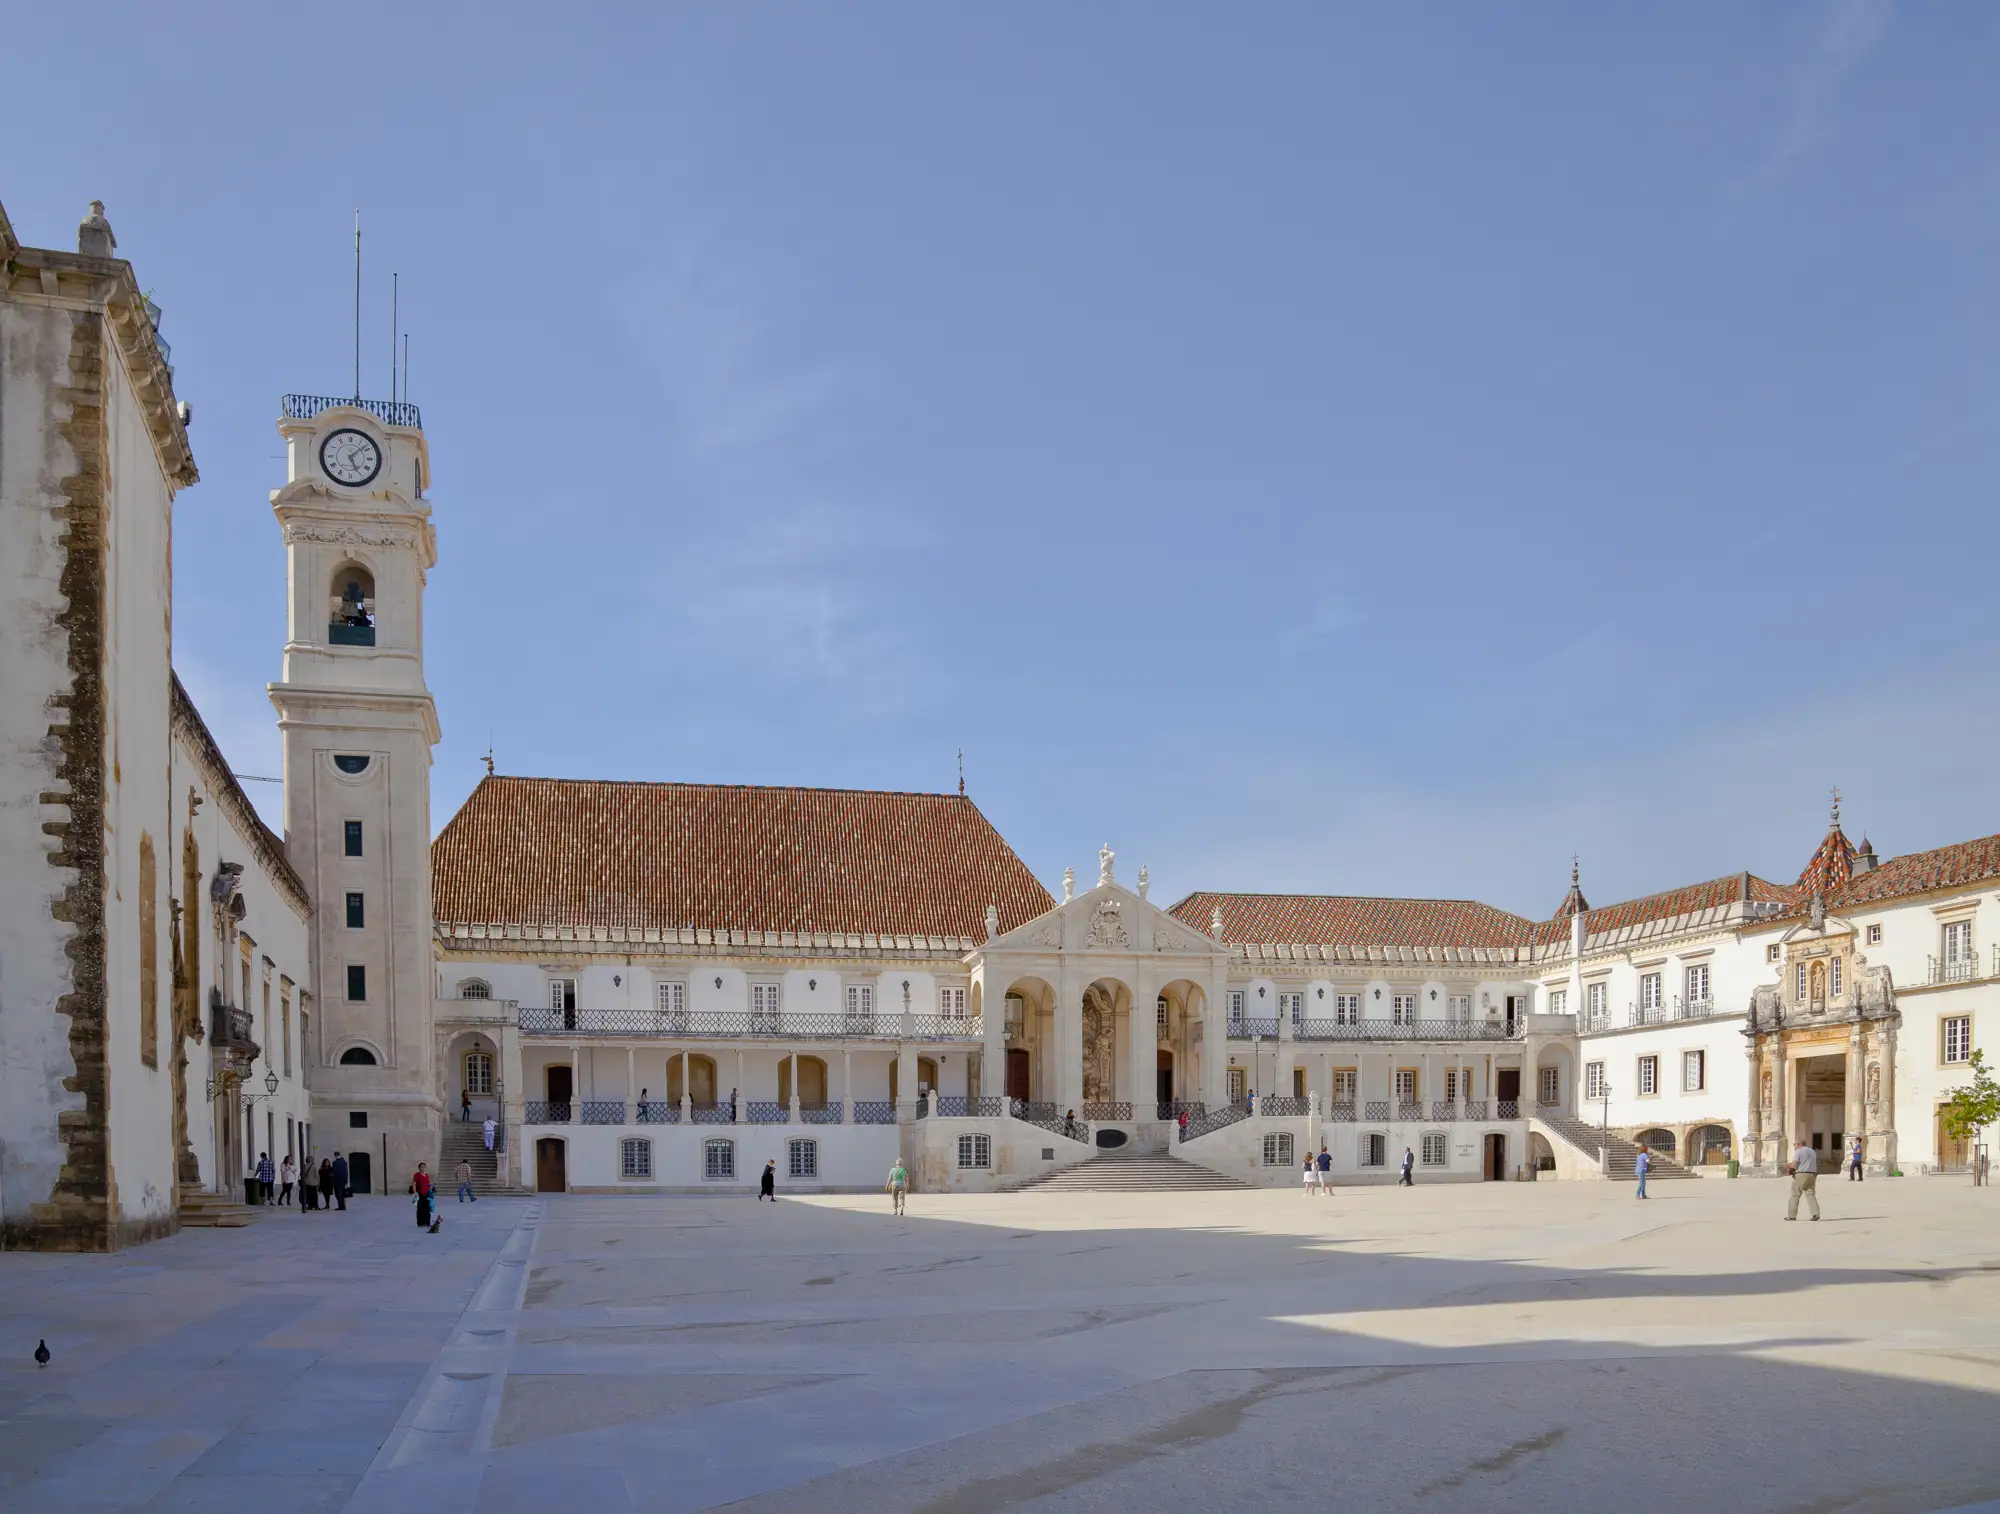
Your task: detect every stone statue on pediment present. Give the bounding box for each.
[1099,843,1115,887]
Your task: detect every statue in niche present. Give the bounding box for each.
[1866,1061,1881,1107]
[1081,983,1117,1102]
[1809,960,1826,1006]
[1760,1069,1773,1109]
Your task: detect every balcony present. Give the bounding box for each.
[1927,950,1992,987]
[282,392,423,430]
[517,1005,982,1040]
[1678,997,1714,1019]
[328,621,376,647]
[1284,1017,1517,1042]
[208,998,259,1060]
[1629,1003,1666,1028]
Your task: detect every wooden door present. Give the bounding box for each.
[1484,1133,1506,1181]
[546,1065,573,1119]
[536,1137,568,1193]
[1496,1068,1521,1103]
[1007,1048,1031,1101]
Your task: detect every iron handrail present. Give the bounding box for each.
[516,1005,983,1040]
[281,393,423,429]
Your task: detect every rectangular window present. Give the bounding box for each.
[703,1139,735,1180]
[1548,988,1568,1015]
[345,892,365,929]
[1866,924,1882,945]
[621,1138,652,1179]
[1333,993,1361,1025]
[656,981,686,1023]
[1448,993,1471,1022]
[1444,1069,1459,1102]
[343,820,363,857]
[789,1138,819,1178]
[1362,1133,1386,1167]
[349,1111,368,1129]
[1262,1131,1295,1168]
[1683,1050,1705,1092]
[940,986,967,1018]
[1584,1061,1607,1101]
[1332,1068,1357,1101]
[956,1133,991,1169]
[1157,996,1169,1033]
[1227,1066,1247,1101]
[550,979,576,1013]
[1943,1015,1972,1065]
[1585,981,1608,1027]
[281,985,293,1077]
[1686,963,1710,1004]
[751,982,781,1026]
[1391,994,1418,1026]
[1279,991,1304,1025]
[1830,957,1842,997]
[845,983,873,1019]
[346,964,366,1002]
[1395,1068,1418,1105]
[464,1050,494,1096]
[1638,1055,1658,1096]
[1228,990,1246,1026]
[1639,973,1662,1012]
[1768,943,1782,963]
[1421,1132,1447,1166]
[1796,963,1808,1001]
[1539,1066,1559,1105]
[1943,920,1973,965]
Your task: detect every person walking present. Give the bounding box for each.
[461,1088,472,1123]
[1177,1108,1190,1143]
[1634,1145,1651,1200]
[319,1155,336,1210]
[1317,1144,1332,1193]
[256,1151,276,1205]
[278,1154,296,1207]
[1785,1138,1821,1221]
[759,1158,776,1202]
[637,1087,649,1121]
[455,1158,476,1203]
[1399,1146,1415,1187]
[482,1116,496,1153]
[1848,1137,1865,1182]
[1063,1110,1078,1141]
[1303,1152,1318,1196]
[886,1158,909,1216]
[330,1152,349,1211]
[410,1162,434,1229]
[300,1154,319,1211]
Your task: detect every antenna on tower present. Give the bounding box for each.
[957,748,965,796]
[390,271,398,404]
[352,211,362,402]
[402,333,409,405]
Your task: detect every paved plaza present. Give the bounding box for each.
[1,1178,1998,1513]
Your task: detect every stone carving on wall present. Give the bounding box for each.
[1086,898,1128,949]
[282,521,422,550]
[1866,1061,1881,1107]
[1761,1069,1773,1109]
[1025,920,1063,949]
[1082,984,1116,1102]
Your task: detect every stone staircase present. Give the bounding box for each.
[177,1186,259,1227]
[1005,1150,1249,1193]
[439,1121,529,1196]
[1537,1112,1699,1181]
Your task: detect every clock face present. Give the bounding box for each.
[320,428,382,487]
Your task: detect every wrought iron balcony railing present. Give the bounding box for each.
[1231,1017,1280,1039]
[209,1000,258,1055]
[1080,1101,1132,1122]
[852,1100,897,1125]
[282,393,423,429]
[1259,1096,1311,1118]
[1678,997,1714,1019]
[578,1101,626,1126]
[1291,1018,1517,1042]
[1364,1101,1390,1120]
[1928,953,1985,986]
[1463,1100,1488,1120]
[1630,1003,1665,1027]
[1496,1099,1519,1119]
[1326,1101,1357,1122]
[524,1100,570,1123]
[516,1005,982,1040]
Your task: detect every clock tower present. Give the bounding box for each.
[267,395,440,1193]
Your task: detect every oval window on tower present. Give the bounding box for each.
[333,755,371,775]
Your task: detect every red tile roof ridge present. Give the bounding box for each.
[463,773,967,800]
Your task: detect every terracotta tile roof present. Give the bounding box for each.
[1538,871,1797,944]
[1169,892,1537,951]
[430,776,1053,938]
[1772,830,2000,918]
[1796,821,1857,896]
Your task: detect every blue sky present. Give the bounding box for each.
[8,2,1999,917]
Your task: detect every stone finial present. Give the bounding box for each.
[1137,864,1150,900]
[78,201,116,258]
[1098,843,1115,887]
[1211,903,1224,940]
[1062,866,1075,902]
[984,903,999,942]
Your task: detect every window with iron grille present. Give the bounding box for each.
[1637,1055,1658,1096]
[1262,1132,1294,1168]
[620,1138,652,1179]
[1683,1050,1705,1092]
[788,1138,818,1178]
[1584,1061,1607,1101]
[1227,990,1246,1028]
[956,1133,990,1169]
[1943,1016,1972,1065]
[1227,1067,1247,1101]
[940,986,967,1018]
[1391,994,1417,1026]
[459,979,491,999]
[1334,993,1361,1025]
[1156,996,1168,1033]
[1362,1133,1387,1167]
[1421,1132,1447,1166]
[703,1139,734,1180]
[1445,1069,1459,1102]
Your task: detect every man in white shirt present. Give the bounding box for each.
[482,1116,496,1153]
[1785,1139,1820,1221]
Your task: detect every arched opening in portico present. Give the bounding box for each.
[999,975,1055,1105]
[668,1053,717,1108]
[1534,1045,1575,1113]
[1155,979,1209,1114]
[1082,978,1132,1109]
[448,1031,500,1124]
[888,1057,939,1104]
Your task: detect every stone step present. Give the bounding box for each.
[177,1190,258,1227]
[1008,1154,1249,1193]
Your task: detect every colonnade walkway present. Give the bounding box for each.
[2,1178,1999,1510]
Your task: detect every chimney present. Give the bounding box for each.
[78,200,116,259]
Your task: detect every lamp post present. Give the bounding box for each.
[1600,1076,1612,1132]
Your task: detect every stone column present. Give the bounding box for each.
[1875,1021,1899,1173]
[1276,1011,1295,1100]
[1846,1024,1865,1166]
[1770,1039,1788,1169]
[626,1045,637,1120]
[981,965,1006,1103]
[841,1048,853,1124]
[896,1041,917,1123]
[1743,1039,1762,1167]
[1207,964,1232,1110]
[1126,977,1154,1118]
[734,1049,746,1122]
[1056,963,1083,1114]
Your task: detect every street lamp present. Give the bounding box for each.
[1600,1077,1612,1131]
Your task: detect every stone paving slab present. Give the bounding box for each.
[0,1180,1997,1510]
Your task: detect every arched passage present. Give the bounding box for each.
[779,1054,828,1108]
[1687,1123,1732,1167]
[999,975,1055,1105]
[668,1054,717,1108]
[449,1031,499,1123]
[1155,978,1209,1113]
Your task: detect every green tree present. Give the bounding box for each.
[1939,1048,2000,1182]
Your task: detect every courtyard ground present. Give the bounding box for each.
[0,1176,1997,1513]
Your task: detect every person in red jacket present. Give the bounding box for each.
[410,1162,434,1229]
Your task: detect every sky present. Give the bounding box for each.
[7,2,1999,919]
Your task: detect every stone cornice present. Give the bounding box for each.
[3,245,196,488]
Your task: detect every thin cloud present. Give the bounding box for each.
[1734,0,1893,194]
[1278,593,1364,653]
